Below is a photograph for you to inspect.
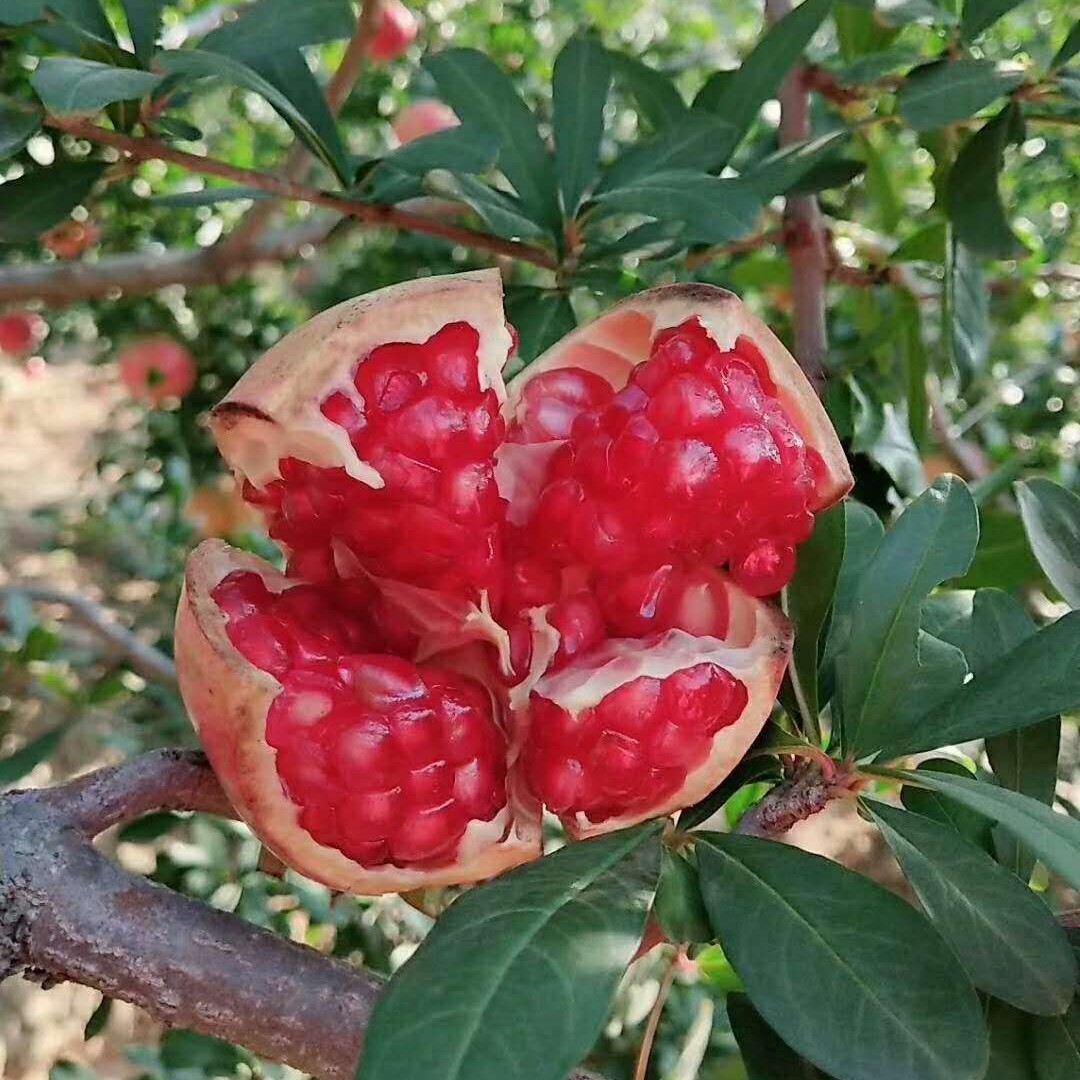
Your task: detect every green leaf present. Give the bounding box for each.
[867,800,1075,1015]
[154,116,202,142]
[782,503,845,731]
[985,1000,1037,1080]
[423,48,559,232]
[433,174,546,240]
[0,722,74,786]
[198,0,355,58]
[961,0,1028,41]
[374,125,498,181]
[699,0,834,164]
[504,288,577,368]
[609,52,687,131]
[121,0,165,61]
[901,758,994,849]
[742,131,851,199]
[1031,1002,1080,1080]
[1,0,115,41]
[1015,479,1080,608]
[118,810,184,842]
[892,221,947,262]
[678,756,782,831]
[897,59,1025,130]
[655,850,713,943]
[956,508,1042,591]
[31,58,161,117]
[0,161,105,244]
[887,611,1080,756]
[785,156,864,195]
[161,1030,244,1073]
[884,631,970,752]
[875,0,957,27]
[552,35,611,215]
[151,185,270,207]
[946,104,1025,258]
[851,395,927,497]
[838,476,979,758]
[157,49,347,183]
[944,229,988,385]
[0,100,42,161]
[885,767,1080,890]
[728,993,836,1079]
[697,833,987,1080]
[84,996,112,1039]
[595,171,762,246]
[356,824,661,1080]
[897,290,927,451]
[938,587,1035,677]
[1051,22,1080,69]
[580,219,686,263]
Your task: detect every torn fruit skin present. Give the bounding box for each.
[175,270,851,895]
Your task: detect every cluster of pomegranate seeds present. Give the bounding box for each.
[507,318,825,598]
[244,322,507,606]
[523,662,749,823]
[213,570,507,868]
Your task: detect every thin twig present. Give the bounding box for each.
[0,584,177,686]
[47,117,557,270]
[632,950,679,1080]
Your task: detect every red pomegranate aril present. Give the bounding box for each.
[405,759,453,803]
[730,539,796,597]
[229,616,291,677]
[321,391,365,437]
[593,732,647,797]
[647,374,726,436]
[659,663,747,733]
[531,754,585,812]
[592,676,662,738]
[511,367,615,443]
[390,798,462,863]
[453,759,502,818]
[341,787,403,839]
[343,655,425,709]
[548,592,605,668]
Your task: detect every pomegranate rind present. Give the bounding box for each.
[211,269,512,491]
[504,283,852,509]
[175,539,540,894]
[527,590,792,839]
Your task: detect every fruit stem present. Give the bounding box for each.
[632,947,681,1080]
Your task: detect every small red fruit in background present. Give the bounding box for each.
[392,100,459,145]
[117,336,198,404]
[367,0,418,61]
[0,311,42,356]
[40,218,101,259]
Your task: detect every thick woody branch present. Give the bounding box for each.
[0,750,601,1080]
[735,761,834,837]
[47,117,557,270]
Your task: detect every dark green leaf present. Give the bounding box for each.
[151,185,270,207]
[423,48,559,231]
[699,0,834,164]
[1015,479,1080,608]
[1,0,115,41]
[374,125,499,181]
[434,174,546,240]
[785,157,864,195]
[892,221,947,262]
[728,993,835,1079]
[161,1030,244,1072]
[31,58,161,116]
[553,35,611,215]
[356,824,661,1080]
[504,288,577,368]
[938,587,1035,677]
[1031,1002,1080,1080]
[884,631,970,753]
[581,219,686,263]
[1051,22,1080,69]
[198,0,354,58]
[944,229,988,385]
[0,722,73,786]
[955,508,1042,591]
[902,758,995,849]
[678,756,782,831]
[886,767,1080,890]
[897,290,927,450]
[962,0,1028,41]
[783,503,845,730]
[121,0,165,61]
[946,104,1025,258]
[596,171,762,246]
[655,850,713,943]
[0,161,105,244]
[157,49,347,183]
[886,611,1080,756]
[985,1000,1037,1080]
[0,100,42,160]
[875,0,957,26]
[697,833,987,1080]
[742,132,851,198]
[851,395,927,497]
[609,52,687,131]
[84,996,112,1039]
[897,59,1025,130]
[839,476,979,757]
[867,800,1075,1015]
[154,116,202,142]
[118,810,185,842]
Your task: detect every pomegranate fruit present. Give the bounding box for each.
[117,336,197,404]
[40,218,100,259]
[367,0,418,62]
[392,100,459,146]
[0,312,41,356]
[175,271,851,894]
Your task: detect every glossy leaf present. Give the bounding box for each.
[886,767,1080,890]
[956,508,1042,591]
[946,104,1025,258]
[504,288,577,368]
[198,0,355,58]
[728,993,835,1079]
[867,800,1075,1015]
[609,52,687,130]
[0,161,106,243]
[782,503,845,731]
[436,174,547,240]
[374,125,498,182]
[655,850,712,944]
[961,0,1028,41]
[1052,22,1080,69]
[984,1000,1038,1080]
[356,824,661,1080]
[697,833,987,1080]
[151,186,271,207]
[595,171,762,245]
[935,587,1035,676]
[902,758,995,849]
[31,58,161,116]
[897,59,1024,130]
[884,631,970,752]
[424,48,559,231]
[892,221,947,262]
[838,476,979,757]
[1,0,115,41]
[552,35,611,215]
[1015,478,1080,608]
[0,101,41,161]
[742,131,851,199]
[121,0,165,61]
[1031,1002,1080,1080]
[944,229,988,385]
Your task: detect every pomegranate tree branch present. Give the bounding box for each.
[0,749,603,1080]
[0,584,177,686]
[46,117,557,270]
[765,0,829,394]
[735,761,834,837]
[221,0,383,254]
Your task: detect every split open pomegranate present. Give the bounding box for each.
[175,271,851,893]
